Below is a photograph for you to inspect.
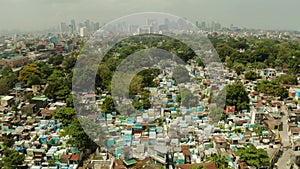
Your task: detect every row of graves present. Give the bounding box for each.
[0,91,85,169]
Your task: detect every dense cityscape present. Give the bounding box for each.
[0,15,300,169]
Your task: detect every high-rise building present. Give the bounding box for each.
[94,22,100,31]
[146,19,158,32]
[60,22,67,33]
[84,19,91,32]
[137,25,153,34]
[79,27,87,37]
[215,22,221,31]
[71,19,76,33]
[201,21,206,30]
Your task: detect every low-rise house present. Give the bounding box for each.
[224,106,236,115]
[293,140,300,167]
[30,96,48,109]
[0,55,29,68]
[21,104,38,116]
[264,119,281,131]
[213,136,228,149]
[237,161,249,169]
[289,109,300,125]
[290,127,300,140]
[288,86,300,100]
[259,68,277,79]
[0,96,14,107]
[40,109,54,119]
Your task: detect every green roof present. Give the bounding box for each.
[123,159,137,166]
[31,96,48,101]
[262,131,269,135]
[33,149,46,153]
[132,125,143,129]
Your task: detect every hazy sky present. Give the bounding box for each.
[1,0,300,31]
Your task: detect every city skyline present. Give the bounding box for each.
[1,0,300,32]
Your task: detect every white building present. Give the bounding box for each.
[79,27,87,37]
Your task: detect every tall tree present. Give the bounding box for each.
[256,80,288,99]
[209,154,230,169]
[101,96,116,114]
[244,71,259,81]
[60,118,104,149]
[0,78,10,95]
[226,83,249,111]
[236,144,269,168]
[18,63,43,86]
[53,107,76,124]
[274,74,298,85]
[44,69,71,100]
[0,149,25,168]
[48,53,64,66]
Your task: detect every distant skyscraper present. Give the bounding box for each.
[196,21,199,28]
[94,22,100,31]
[71,19,76,33]
[201,21,206,30]
[211,21,216,31]
[60,22,67,33]
[85,19,91,32]
[137,25,153,34]
[215,22,221,31]
[80,27,87,37]
[146,19,158,32]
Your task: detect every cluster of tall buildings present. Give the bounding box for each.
[195,21,222,31]
[60,19,100,37]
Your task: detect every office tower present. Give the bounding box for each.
[215,22,221,31]
[85,19,91,32]
[79,27,87,37]
[71,19,76,33]
[60,22,67,33]
[94,22,100,31]
[201,21,206,30]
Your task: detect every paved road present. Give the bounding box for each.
[278,149,294,169]
[277,104,294,169]
[280,115,290,148]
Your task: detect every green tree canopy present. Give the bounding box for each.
[44,69,71,100]
[60,118,103,149]
[226,83,249,111]
[236,144,270,168]
[244,71,259,81]
[273,74,298,85]
[209,154,230,169]
[0,148,25,168]
[101,96,116,113]
[49,53,64,66]
[0,78,11,95]
[18,63,43,86]
[53,107,76,124]
[256,80,288,99]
